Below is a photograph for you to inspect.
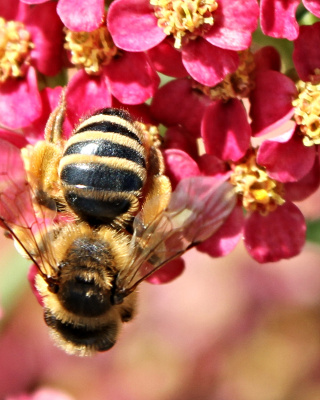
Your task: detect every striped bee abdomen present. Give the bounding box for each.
[59,109,147,226]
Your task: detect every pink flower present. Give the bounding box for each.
[258,22,320,190]
[260,0,320,40]
[0,0,64,129]
[165,145,310,263]
[20,0,105,32]
[151,47,297,140]
[63,17,160,112]
[108,0,259,86]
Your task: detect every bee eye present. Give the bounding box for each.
[58,276,112,317]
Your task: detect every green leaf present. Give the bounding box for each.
[306,219,320,244]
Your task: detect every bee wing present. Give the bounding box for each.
[113,176,236,302]
[0,139,59,279]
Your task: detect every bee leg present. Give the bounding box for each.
[142,146,172,226]
[44,88,66,144]
[20,90,67,210]
[21,141,65,210]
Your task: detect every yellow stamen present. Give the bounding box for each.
[192,50,256,101]
[139,122,163,148]
[230,150,285,215]
[0,17,34,83]
[64,25,118,75]
[150,0,218,48]
[293,80,320,146]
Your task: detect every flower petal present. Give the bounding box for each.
[182,38,239,86]
[0,129,28,148]
[257,128,316,182]
[146,257,185,284]
[28,264,44,306]
[198,154,229,178]
[197,203,243,257]
[284,155,320,202]
[250,70,297,136]
[65,70,112,130]
[23,86,63,142]
[57,0,105,32]
[293,22,320,82]
[0,0,20,19]
[163,149,200,188]
[105,52,160,104]
[20,0,48,3]
[303,0,320,17]
[254,46,281,72]
[244,202,306,263]
[26,2,64,76]
[204,0,259,50]
[0,68,42,129]
[202,99,251,162]
[151,78,211,137]
[164,126,199,160]
[260,0,300,40]
[108,0,166,51]
[147,39,188,78]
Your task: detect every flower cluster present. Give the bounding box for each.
[0,0,320,283]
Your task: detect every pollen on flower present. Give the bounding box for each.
[191,50,256,101]
[138,122,163,147]
[0,17,34,83]
[293,80,320,146]
[230,150,285,215]
[64,25,118,74]
[150,0,218,48]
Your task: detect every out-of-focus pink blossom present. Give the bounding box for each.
[6,387,74,400]
[20,0,105,32]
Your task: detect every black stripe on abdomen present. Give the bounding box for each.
[91,108,133,122]
[75,120,141,144]
[64,140,146,168]
[60,163,143,192]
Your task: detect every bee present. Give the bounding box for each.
[0,118,236,357]
[24,92,171,228]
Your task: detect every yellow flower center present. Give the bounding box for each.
[230,150,285,215]
[64,25,118,75]
[0,17,34,83]
[150,0,218,48]
[191,50,255,100]
[293,80,320,146]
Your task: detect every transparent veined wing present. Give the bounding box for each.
[0,139,59,280]
[112,176,236,303]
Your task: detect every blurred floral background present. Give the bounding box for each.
[1,0,320,399]
[2,193,320,400]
